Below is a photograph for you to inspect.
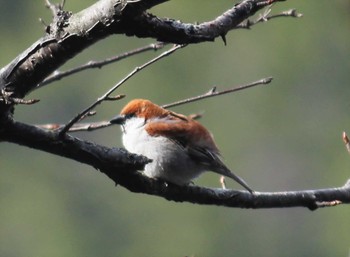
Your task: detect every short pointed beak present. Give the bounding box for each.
[110,115,126,125]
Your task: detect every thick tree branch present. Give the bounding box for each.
[121,0,286,43]
[1,119,149,174]
[1,119,349,210]
[129,179,350,210]
[0,0,289,114]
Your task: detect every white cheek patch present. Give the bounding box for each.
[137,119,146,129]
[125,117,146,130]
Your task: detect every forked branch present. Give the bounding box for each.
[36,77,272,132]
[58,44,185,135]
[38,42,167,88]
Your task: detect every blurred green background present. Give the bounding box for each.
[1,1,350,256]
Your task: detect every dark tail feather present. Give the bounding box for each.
[219,167,254,193]
[190,147,254,193]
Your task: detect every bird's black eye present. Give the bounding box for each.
[124,113,135,119]
[110,113,135,125]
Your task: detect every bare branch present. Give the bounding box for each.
[38,112,203,132]
[60,0,66,9]
[236,8,303,29]
[69,121,112,132]
[343,131,350,154]
[1,120,150,175]
[35,76,271,133]
[58,44,186,136]
[2,120,349,210]
[125,0,294,43]
[152,181,350,210]
[316,200,342,208]
[38,42,167,88]
[0,0,294,118]
[37,121,111,132]
[45,0,59,15]
[162,77,272,109]
[0,89,40,105]
[1,98,40,105]
[220,176,227,189]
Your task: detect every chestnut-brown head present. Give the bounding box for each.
[110,99,168,125]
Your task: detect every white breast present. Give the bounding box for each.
[121,117,204,185]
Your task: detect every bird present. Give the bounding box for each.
[110,99,254,193]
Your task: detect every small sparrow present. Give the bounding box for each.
[110,99,253,193]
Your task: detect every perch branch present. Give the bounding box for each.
[2,120,350,210]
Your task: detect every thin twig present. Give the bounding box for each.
[58,44,186,136]
[38,76,271,133]
[257,0,289,7]
[60,0,66,9]
[236,8,303,29]
[38,42,167,88]
[315,200,342,208]
[37,76,270,133]
[162,77,273,109]
[76,110,98,123]
[0,97,40,105]
[343,131,350,155]
[45,0,60,16]
[68,121,112,132]
[37,121,112,132]
[59,95,125,136]
[220,176,227,189]
[38,113,201,132]
[0,89,40,105]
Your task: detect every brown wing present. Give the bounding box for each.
[145,115,221,167]
[146,114,254,192]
